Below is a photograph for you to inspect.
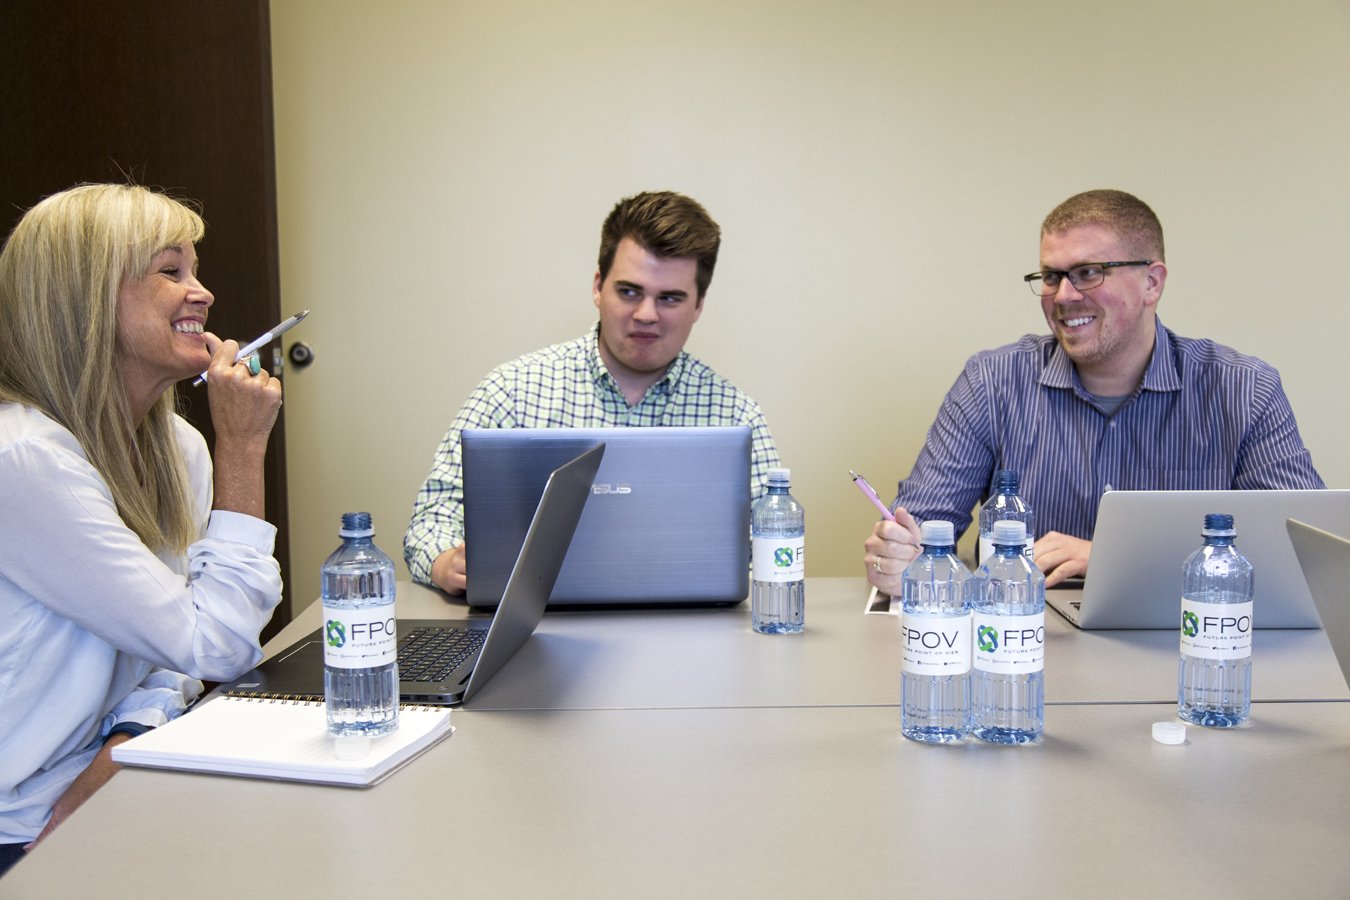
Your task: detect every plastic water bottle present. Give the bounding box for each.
[1178,514,1254,727]
[978,469,1035,563]
[322,512,400,737]
[971,520,1045,744]
[900,520,974,743]
[751,467,805,634]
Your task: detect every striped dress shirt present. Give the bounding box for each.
[403,326,780,584]
[894,317,1324,540]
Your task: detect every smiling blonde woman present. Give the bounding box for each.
[0,183,284,872]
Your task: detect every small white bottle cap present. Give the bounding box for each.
[992,519,1027,544]
[919,520,955,545]
[1152,721,1186,745]
[334,733,371,760]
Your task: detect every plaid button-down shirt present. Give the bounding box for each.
[403,326,780,584]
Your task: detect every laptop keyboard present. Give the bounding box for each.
[398,626,488,683]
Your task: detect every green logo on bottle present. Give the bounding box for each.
[325,620,347,648]
[774,547,795,567]
[1181,611,1199,637]
[977,625,999,652]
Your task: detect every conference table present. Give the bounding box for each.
[5,578,1348,897]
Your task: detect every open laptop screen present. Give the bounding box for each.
[463,426,751,608]
[1047,489,1350,629]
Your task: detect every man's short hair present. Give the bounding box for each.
[1041,189,1165,263]
[598,191,721,299]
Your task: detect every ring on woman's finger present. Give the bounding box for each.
[245,354,261,376]
[873,558,882,573]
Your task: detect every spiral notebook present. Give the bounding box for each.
[111,696,454,787]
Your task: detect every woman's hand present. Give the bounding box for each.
[203,334,283,518]
[26,734,132,852]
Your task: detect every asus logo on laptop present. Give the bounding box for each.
[591,483,632,495]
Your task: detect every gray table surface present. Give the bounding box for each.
[4,577,1346,896]
[7,702,1348,898]
[264,577,1349,708]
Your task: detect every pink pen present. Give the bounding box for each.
[850,470,896,522]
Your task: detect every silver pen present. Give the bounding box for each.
[192,309,310,386]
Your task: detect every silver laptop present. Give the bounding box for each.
[463,426,751,608]
[225,444,604,705]
[1288,519,1350,688]
[1046,489,1350,629]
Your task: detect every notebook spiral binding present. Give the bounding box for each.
[220,691,442,711]
[223,691,324,704]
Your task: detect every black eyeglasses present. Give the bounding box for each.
[1023,260,1151,297]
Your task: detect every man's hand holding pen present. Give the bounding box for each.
[864,507,923,594]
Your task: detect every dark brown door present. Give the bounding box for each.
[1,0,293,637]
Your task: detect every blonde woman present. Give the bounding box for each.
[0,184,284,872]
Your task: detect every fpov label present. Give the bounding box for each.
[901,612,973,676]
[753,536,805,582]
[972,612,1045,674]
[320,605,398,669]
[1179,599,1252,660]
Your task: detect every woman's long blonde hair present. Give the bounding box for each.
[0,183,207,553]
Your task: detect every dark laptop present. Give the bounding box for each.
[224,444,603,706]
[462,426,751,608]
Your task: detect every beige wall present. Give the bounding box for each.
[270,0,1350,605]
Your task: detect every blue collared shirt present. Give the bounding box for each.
[894,318,1325,539]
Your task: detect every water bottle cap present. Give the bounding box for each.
[767,467,790,484]
[339,511,375,538]
[992,519,1027,544]
[1201,513,1235,537]
[993,469,1020,493]
[1151,721,1186,745]
[919,520,955,545]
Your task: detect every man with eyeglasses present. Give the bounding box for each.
[864,189,1323,592]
